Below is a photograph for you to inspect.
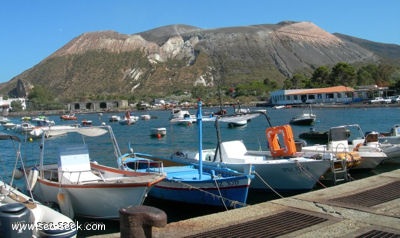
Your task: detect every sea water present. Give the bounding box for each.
[1,106,400,236]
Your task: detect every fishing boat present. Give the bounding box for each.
[301,124,387,170]
[118,101,253,208]
[26,126,165,219]
[154,111,332,191]
[0,132,77,237]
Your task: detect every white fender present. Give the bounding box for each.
[27,168,38,191]
[57,190,74,219]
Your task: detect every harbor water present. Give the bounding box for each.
[1,105,400,236]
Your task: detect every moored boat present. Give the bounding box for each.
[140,109,332,192]
[1,132,77,237]
[118,101,253,208]
[27,126,166,219]
[301,124,387,170]
[150,127,166,138]
[289,105,316,126]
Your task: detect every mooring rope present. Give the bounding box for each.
[213,179,228,210]
[168,178,247,209]
[253,171,284,198]
[295,160,327,188]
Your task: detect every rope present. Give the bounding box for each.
[253,171,284,198]
[295,160,327,188]
[166,178,247,209]
[213,179,228,210]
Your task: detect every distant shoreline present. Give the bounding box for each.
[5,102,400,118]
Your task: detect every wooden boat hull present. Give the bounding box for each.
[150,166,251,207]
[32,163,164,219]
[119,155,252,207]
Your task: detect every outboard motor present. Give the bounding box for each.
[0,203,33,237]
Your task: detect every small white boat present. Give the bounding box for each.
[140,114,151,120]
[289,106,316,126]
[0,116,9,124]
[379,124,400,144]
[119,111,138,125]
[32,115,55,127]
[109,115,121,122]
[14,122,35,133]
[301,124,387,170]
[27,126,166,219]
[30,124,80,138]
[1,132,77,237]
[2,122,16,130]
[150,127,166,137]
[169,108,196,125]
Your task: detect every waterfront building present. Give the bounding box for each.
[270,86,355,105]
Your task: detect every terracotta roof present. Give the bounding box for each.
[286,86,354,95]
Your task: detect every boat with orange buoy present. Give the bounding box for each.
[150,127,166,138]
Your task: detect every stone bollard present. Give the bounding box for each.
[119,205,167,238]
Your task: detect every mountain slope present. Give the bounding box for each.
[1,21,397,101]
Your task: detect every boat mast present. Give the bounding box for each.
[197,99,203,179]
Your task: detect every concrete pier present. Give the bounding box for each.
[91,168,400,237]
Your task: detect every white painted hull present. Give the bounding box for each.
[33,179,150,219]
[166,147,331,191]
[301,145,387,170]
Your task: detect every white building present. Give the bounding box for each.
[0,96,27,111]
[270,86,355,105]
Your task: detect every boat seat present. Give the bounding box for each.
[329,140,349,152]
[58,144,102,184]
[220,140,265,162]
[220,140,247,158]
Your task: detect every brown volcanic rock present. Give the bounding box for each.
[1,21,396,101]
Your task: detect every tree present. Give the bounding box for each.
[311,66,330,87]
[329,62,356,86]
[10,100,23,112]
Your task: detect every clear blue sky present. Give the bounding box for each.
[1,0,399,83]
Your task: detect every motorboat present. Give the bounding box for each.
[140,114,151,120]
[32,115,55,127]
[27,126,165,219]
[0,116,9,124]
[60,113,77,121]
[150,127,166,138]
[299,128,329,144]
[109,115,121,122]
[301,124,387,170]
[2,122,16,130]
[289,106,316,126]
[363,131,400,164]
[379,124,400,144]
[149,110,332,192]
[29,124,80,138]
[0,132,77,237]
[118,101,253,208]
[119,111,138,125]
[14,122,35,133]
[169,108,196,125]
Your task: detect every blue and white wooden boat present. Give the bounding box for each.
[118,100,253,208]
